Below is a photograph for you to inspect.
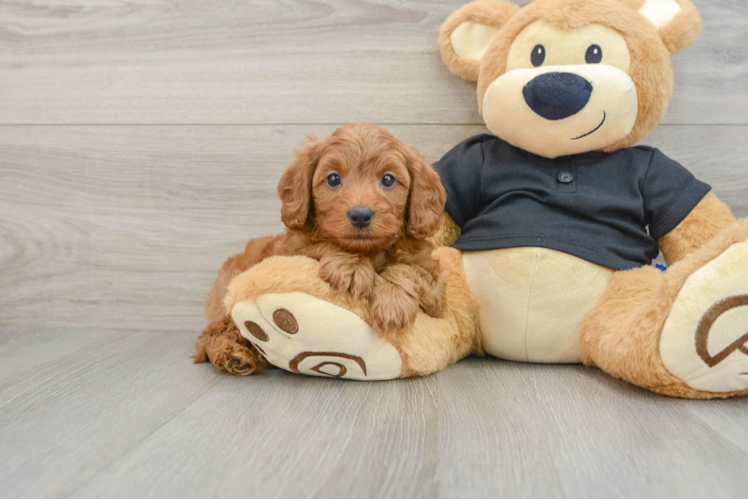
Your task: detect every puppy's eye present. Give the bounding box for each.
[381,173,396,189]
[585,44,602,64]
[326,173,341,188]
[531,44,545,67]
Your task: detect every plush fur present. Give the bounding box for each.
[438,0,703,153]
[221,249,482,378]
[205,235,284,324]
[658,192,735,265]
[433,0,747,397]
[198,0,748,399]
[438,0,520,81]
[430,212,462,249]
[658,0,703,54]
[580,219,748,399]
[393,247,483,377]
[195,124,448,375]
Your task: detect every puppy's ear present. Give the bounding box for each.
[439,0,520,81]
[401,145,447,240]
[277,137,322,229]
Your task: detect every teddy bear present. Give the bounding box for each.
[206,0,748,399]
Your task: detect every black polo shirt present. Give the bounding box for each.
[434,134,711,271]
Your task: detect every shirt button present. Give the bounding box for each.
[558,171,574,183]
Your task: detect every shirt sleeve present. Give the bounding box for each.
[433,135,486,228]
[642,148,711,240]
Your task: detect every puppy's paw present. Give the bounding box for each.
[210,337,264,376]
[419,275,447,319]
[319,254,376,300]
[369,281,420,340]
[194,317,270,376]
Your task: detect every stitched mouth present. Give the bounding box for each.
[571,111,606,141]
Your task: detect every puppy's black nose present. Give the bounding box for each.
[523,72,592,120]
[348,206,373,228]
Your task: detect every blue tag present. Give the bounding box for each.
[652,260,668,273]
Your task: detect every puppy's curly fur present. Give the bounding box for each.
[195,124,447,376]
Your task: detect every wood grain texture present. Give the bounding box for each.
[0,0,747,125]
[1,124,747,332]
[436,359,748,498]
[1,0,748,497]
[0,330,745,498]
[0,328,219,498]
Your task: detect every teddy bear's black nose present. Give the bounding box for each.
[348,206,374,228]
[523,72,593,120]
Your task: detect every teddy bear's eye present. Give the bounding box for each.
[585,44,603,64]
[531,44,546,67]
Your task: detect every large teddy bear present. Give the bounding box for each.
[206,0,748,399]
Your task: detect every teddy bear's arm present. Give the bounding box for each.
[658,192,735,265]
[429,211,462,248]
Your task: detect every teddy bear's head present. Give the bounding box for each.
[439,0,702,158]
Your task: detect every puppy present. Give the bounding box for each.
[195,123,447,376]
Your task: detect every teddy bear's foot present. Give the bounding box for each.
[230,292,402,380]
[660,239,748,394]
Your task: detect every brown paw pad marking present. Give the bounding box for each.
[310,362,347,377]
[272,308,299,334]
[244,321,269,342]
[696,294,748,368]
[289,351,367,378]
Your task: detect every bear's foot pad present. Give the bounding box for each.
[661,240,748,393]
[231,292,402,380]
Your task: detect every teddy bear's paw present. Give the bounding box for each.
[230,292,402,380]
[660,239,748,393]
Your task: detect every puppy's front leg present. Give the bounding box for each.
[318,252,377,301]
[409,264,446,319]
[369,264,421,339]
[389,240,446,319]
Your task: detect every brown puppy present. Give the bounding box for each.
[194,123,447,376]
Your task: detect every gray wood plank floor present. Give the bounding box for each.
[1,0,747,497]
[1,327,747,498]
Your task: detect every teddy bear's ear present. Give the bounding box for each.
[439,0,520,81]
[633,0,702,54]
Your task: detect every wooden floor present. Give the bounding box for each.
[1,0,747,497]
